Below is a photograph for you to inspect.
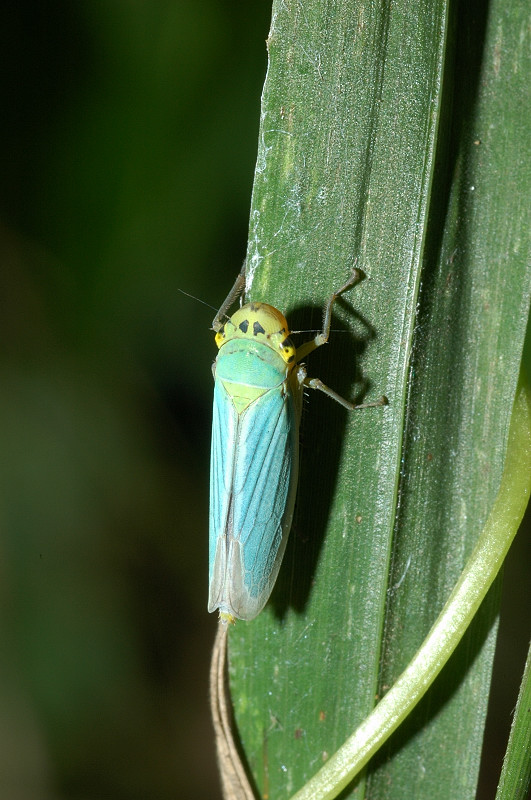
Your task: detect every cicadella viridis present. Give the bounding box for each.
[208,267,387,623]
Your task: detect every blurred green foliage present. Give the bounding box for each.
[0,3,270,798]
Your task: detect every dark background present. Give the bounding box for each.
[1,3,269,798]
[0,3,528,799]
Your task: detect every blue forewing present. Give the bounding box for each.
[208,341,299,621]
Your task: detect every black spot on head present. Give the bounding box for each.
[288,354,295,363]
[281,337,291,349]
[253,321,266,336]
[239,319,249,334]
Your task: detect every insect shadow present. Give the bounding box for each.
[269,294,379,619]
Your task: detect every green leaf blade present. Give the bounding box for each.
[224,0,530,797]
[496,641,531,800]
[366,0,531,795]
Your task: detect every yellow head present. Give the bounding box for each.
[215,302,296,365]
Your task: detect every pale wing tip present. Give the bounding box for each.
[209,527,279,622]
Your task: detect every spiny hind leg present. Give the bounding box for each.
[296,365,387,411]
[305,376,388,411]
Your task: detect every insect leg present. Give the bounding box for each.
[212,263,246,332]
[295,268,363,361]
[304,376,388,411]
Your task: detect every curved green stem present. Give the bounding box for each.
[290,381,531,800]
